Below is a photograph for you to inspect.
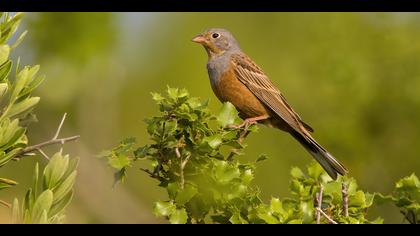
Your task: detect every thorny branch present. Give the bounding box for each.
[316,207,338,224]
[316,184,324,224]
[342,182,349,218]
[14,113,80,159]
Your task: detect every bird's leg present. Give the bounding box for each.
[229,115,270,143]
[230,115,270,130]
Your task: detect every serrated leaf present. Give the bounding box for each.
[153,201,176,217]
[175,185,198,205]
[202,134,222,149]
[217,102,238,127]
[349,191,366,208]
[290,167,305,179]
[214,160,241,183]
[307,161,324,180]
[151,92,164,102]
[169,208,188,224]
[108,155,131,171]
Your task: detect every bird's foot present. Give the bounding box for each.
[228,115,269,130]
[228,115,270,143]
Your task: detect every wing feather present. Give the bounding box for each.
[231,53,314,133]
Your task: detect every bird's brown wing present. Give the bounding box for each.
[231,53,314,133]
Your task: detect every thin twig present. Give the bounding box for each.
[0,199,11,208]
[37,148,50,160]
[13,113,80,159]
[53,113,67,140]
[176,147,190,189]
[140,168,165,182]
[342,182,349,218]
[316,184,324,224]
[316,208,338,224]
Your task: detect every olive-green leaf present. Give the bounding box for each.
[0,45,10,65]
[217,102,238,127]
[43,152,69,189]
[0,60,12,82]
[12,198,20,224]
[169,208,188,224]
[52,171,77,204]
[31,190,53,222]
[6,97,40,118]
[153,201,176,217]
[175,185,198,205]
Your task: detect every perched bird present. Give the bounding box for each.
[192,28,348,180]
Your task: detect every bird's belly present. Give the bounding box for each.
[211,69,271,120]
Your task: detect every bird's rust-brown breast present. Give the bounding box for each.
[211,64,272,120]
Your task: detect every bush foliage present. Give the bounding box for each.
[103,87,420,224]
[0,12,78,224]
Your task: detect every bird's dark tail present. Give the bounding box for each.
[291,130,348,180]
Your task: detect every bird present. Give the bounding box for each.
[192,28,348,180]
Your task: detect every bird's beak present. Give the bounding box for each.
[192,34,206,44]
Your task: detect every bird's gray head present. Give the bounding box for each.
[192,28,240,57]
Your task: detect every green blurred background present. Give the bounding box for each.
[1,12,420,223]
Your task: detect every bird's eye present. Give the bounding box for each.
[212,33,220,39]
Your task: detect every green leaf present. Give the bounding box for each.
[0,83,8,97]
[31,190,53,222]
[0,44,10,65]
[0,60,12,82]
[0,148,22,167]
[49,191,73,217]
[214,160,241,183]
[202,134,222,149]
[175,185,198,205]
[37,210,49,224]
[256,154,268,163]
[230,212,248,224]
[134,145,150,159]
[52,171,77,204]
[396,173,420,191]
[217,102,238,127]
[169,208,188,224]
[0,177,18,190]
[307,161,324,180]
[11,30,27,50]
[270,198,283,214]
[151,92,164,102]
[108,154,131,171]
[349,191,366,208]
[6,97,40,118]
[12,198,20,224]
[43,152,69,189]
[153,201,176,217]
[290,167,305,179]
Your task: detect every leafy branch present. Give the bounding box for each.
[99,87,420,224]
[0,12,80,224]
